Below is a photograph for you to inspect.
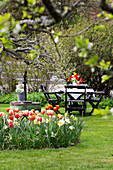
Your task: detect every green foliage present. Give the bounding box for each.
[0,93,17,104]
[27,92,47,106]
[98,97,113,109]
[0,110,83,150]
[0,92,47,106]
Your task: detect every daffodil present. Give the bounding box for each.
[69,126,74,130]
[46,118,49,123]
[65,118,70,123]
[34,119,37,124]
[37,121,40,125]
[14,122,18,125]
[64,113,68,117]
[58,119,65,127]
[70,114,74,118]
[74,117,77,121]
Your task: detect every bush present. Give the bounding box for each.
[0,92,17,104]
[0,108,83,150]
[98,97,113,109]
[0,92,47,106]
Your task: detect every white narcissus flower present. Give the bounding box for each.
[64,113,68,117]
[14,122,18,125]
[58,119,65,127]
[70,114,74,118]
[34,119,37,124]
[45,119,49,123]
[65,118,70,124]
[69,126,74,130]
[4,124,8,129]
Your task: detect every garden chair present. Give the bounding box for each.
[41,84,64,113]
[87,85,107,116]
[65,84,88,116]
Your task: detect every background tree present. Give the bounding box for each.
[0,0,113,92]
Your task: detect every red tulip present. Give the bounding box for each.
[41,109,45,114]
[50,110,54,116]
[80,78,83,82]
[9,123,13,128]
[37,117,42,122]
[47,110,52,115]
[9,116,13,120]
[37,114,41,117]
[15,114,19,119]
[0,113,3,117]
[9,109,14,115]
[35,110,39,115]
[78,81,80,85]
[8,120,12,124]
[14,108,19,112]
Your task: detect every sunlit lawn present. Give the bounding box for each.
[0,104,113,169]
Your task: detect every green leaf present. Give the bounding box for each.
[101,75,112,83]
[93,109,100,115]
[39,7,45,13]
[23,11,27,18]
[97,13,102,17]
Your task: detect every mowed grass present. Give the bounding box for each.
[0,104,113,169]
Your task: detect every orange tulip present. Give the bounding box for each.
[45,106,49,110]
[48,104,53,109]
[6,108,10,112]
[56,105,60,109]
[53,107,57,111]
[29,115,35,120]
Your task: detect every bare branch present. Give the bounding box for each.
[20,0,82,28]
[0,44,4,54]
[60,18,109,37]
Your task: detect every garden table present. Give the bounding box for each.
[65,84,95,116]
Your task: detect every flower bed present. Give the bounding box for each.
[0,105,83,150]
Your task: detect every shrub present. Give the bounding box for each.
[0,107,83,150]
[98,97,113,109]
[0,92,47,106]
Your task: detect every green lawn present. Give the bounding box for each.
[0,104,113,169]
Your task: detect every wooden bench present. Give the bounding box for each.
[87,85,107,115]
